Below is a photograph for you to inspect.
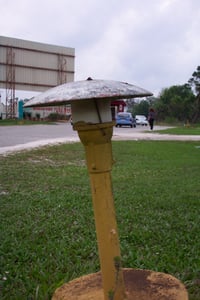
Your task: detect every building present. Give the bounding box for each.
[0,101,6,119]
[0,36,75,118]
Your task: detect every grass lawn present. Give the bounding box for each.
[0,119,55,126]
[0,141,200,299]
[155,124,200,135]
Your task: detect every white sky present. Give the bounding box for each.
[0,0,200,101]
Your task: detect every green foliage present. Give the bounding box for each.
[0,141,200,299]
[0,119,53,126]
[47,113,67,121]
[130,97,157,117]
[132,66,200,124]
[132,100,150,117]
[188,66,200,123]
[155,84,195,122]
[188,66,200,95]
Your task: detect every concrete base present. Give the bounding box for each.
[52,268,188,300]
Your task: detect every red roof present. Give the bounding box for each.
[111,100,126,106]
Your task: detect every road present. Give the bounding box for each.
[0,122,200,155]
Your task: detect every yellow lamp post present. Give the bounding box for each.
[67,93,127,299]
[24,79,188,300]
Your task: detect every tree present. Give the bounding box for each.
[156,84,195,122]
[188,66,200,122]
[131,97,156,117]
[188,66,200,95]
[132,100,150,116]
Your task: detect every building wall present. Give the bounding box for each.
[0,102,6,119]
[0,36,75,92]
[23,104,72,119]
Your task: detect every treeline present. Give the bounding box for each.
[130,66,200,123]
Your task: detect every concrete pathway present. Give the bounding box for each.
[0,123,199,155]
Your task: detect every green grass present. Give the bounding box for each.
[0,119,55,126]
[155,124,200,135]
[0,141,200,299]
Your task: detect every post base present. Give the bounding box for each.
[52,268,188,300]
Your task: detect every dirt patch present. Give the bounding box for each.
[52,268,188,300]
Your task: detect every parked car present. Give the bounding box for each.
[135,115,148,126]
[115,112,136,128]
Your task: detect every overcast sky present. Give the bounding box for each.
[0,0,200,101]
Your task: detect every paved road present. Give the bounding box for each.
[0,123,200,155]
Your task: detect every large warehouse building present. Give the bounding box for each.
[0,36,75,118]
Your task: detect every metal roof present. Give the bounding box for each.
[24,78,153,107]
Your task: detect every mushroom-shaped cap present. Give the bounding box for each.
[24,79,153,107]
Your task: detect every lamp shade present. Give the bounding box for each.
[24,78,153,107]
[24,78,153,124]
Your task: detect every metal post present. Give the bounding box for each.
[74,121,127,300]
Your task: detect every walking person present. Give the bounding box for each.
[148,108,155,130]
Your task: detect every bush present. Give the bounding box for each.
[47,113,67,121]
[36,113,40,120]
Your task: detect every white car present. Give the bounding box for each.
[135,115,148,126]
